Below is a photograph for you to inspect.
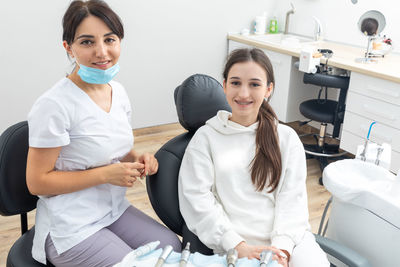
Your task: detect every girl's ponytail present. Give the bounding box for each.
[223,48,282,192]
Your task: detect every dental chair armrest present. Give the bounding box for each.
[314,234,371,267]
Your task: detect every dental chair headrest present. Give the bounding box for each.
[174,74,231,133]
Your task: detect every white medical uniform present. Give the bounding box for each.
[28,77,133,264]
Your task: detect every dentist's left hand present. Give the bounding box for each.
[138,153,158,178]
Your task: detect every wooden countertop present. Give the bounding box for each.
[228,34,400,83]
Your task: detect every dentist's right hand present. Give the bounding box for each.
[104,162,145,187]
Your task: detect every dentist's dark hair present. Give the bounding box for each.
[223,48,281,192]
[62,0,124,45]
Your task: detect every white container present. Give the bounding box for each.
[254,15,267,35]
[299,46,320,73]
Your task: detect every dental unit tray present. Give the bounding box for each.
[114,242,282,267]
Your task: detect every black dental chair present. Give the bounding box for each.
[147,74,231,255]
[147,74,370,266]
[299,71,350,184]
[0,121,54,267]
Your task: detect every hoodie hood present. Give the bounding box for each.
[205,110,258,135]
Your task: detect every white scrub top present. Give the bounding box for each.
[28,77,134,264]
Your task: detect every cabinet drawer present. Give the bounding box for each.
[346,91,400,130]
[342,111,400,152]
[340,130,400,174]
[228,40,252,53]
[349,72,400,106]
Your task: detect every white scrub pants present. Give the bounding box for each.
[290,231,330,267]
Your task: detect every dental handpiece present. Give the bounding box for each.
[133,241,160,259]
[360,139,369,161]
[116,241,160,267]
[154,245,173,267]
[179,242,191,267]
[226,248,238,267]
[259,250,273,267]
[375,147,383,165]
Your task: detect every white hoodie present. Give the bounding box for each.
[178,110,310,255]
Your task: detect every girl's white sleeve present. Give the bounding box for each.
[271,134,310,254]
[178,137,244,252]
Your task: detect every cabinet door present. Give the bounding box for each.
[228,40,252,53]
[261,49,292,122]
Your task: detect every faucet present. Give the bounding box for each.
[313,16,323,41]
[284,3,295,34]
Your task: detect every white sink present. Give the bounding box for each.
[323,159,400,267]
[323,159,400,228]
[248,33,314,48]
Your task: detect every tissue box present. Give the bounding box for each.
[355,142,391,170]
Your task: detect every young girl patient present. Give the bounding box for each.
[178,48,329,267]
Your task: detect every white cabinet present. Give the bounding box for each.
[341,72,400,173]
[228,40,315,123]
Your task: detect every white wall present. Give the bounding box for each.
[273,0,398,53]
[1,0,397,134]
[0,0,276,133]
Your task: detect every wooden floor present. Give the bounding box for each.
[0,122,331,266]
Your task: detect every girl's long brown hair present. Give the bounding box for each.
[223,48,282,192]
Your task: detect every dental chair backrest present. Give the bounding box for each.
[146,74,231,254]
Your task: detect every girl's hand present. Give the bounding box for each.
[104,162,145,187]
[270,247,289,267]
[137,153,158,178]
[234,242,274,260]
[235,242,289,266]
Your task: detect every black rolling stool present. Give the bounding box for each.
[299,72,350,184]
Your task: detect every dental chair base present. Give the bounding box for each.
[326,199,400,267]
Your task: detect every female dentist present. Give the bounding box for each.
[26,1,181,266]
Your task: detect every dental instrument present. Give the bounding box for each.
[179,242,191,267]
[114,241,160,267]
[154,245,173,267]
[226,248,238,267]
[375,147,383,165]
[359,121,376,161]
[132,241,159,259]
[259,250,273,267]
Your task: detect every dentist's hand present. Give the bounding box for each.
[104,162,145,187]
[138,153,158,178]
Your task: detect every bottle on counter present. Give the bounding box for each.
[269,16,278,33]
[254,12,267,35]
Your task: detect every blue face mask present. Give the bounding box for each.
[77,63,120,84]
